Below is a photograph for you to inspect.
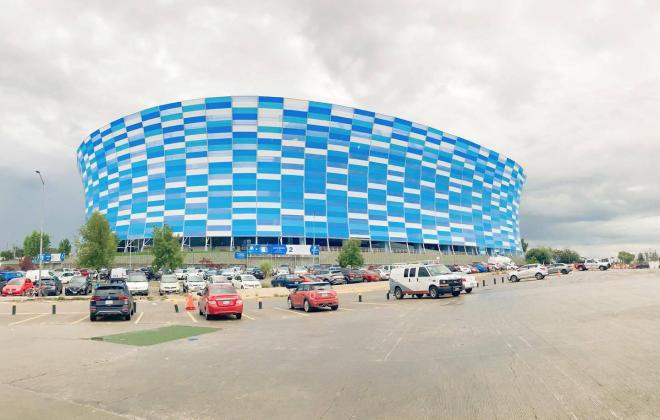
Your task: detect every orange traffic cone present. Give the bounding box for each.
[185,293,196,311]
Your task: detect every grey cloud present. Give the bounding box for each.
[0,0,659,257]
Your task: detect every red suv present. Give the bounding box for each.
[199,284,243,320]
[2,277,34,296]
[287,282,339,312]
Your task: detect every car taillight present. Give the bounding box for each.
[236,299,243,305]
[118,295,129,300]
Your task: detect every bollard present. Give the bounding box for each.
[493,278,496,286]
[501,276,505,283]
[386,291,390,300]
[174,304,179,313]
[52,304,56,315]
[482,279,485,287]
[258,299,263,310]
[12,305,16,315]
[134,302,137,313]
[358,294,362,303]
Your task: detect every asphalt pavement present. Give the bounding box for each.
[1,270,660,419]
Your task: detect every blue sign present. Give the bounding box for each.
[234,251,247,260]
[310,245,320,256]
[268,244,287,255]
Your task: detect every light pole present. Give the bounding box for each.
[35,171,45,292]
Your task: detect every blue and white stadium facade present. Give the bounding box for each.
[77,96,525,255]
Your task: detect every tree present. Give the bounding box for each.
[260,260,273,279]
[520,238,529,253]
[151,224,183,272]
[337,239,364,268]
[58,238,72,257]
[19,256,35,271]
[617,251,635,265]
[0,250,13,261]
[553,249,581,264]
[77,212,117,270]
[23,230,51,257]
[649,251,659,262]
[636,252,645,263]
[525,247,554,264]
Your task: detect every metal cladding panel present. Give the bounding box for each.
[77,96,526,253]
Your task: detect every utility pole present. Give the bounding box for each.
[35,170,45,293]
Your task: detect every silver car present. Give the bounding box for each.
[547,263,572,275]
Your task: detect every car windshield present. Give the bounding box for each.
[69,277,86,286]
[209,285,237,295]
[7,279,23,285]
[426,265,452,275]
[240,275,256,281]
[161,275,177,283]
[187,275,203,282]
[310,284,331,291]
[94,286,125,296]
[127,273,147,282]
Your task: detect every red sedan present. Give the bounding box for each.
[360,270,380,282]
[287,282,339,312]
[2,277,34,296]
[198,284,243,320]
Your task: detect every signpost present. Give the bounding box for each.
[234,251,247,260]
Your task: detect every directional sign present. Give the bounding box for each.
[234,251,247,260]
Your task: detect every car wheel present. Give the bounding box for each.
[235,313,242,320]
[415,294,423,299]
[199,306,203,315]
[125,313,131,321]
[331,305,338,311]
[303,299,311,312]
[535,273,544,280]
[451,291,461,297]
[429,286,439,299]
[465,288,472,294]
[599,266,606,271]
[510,275,519,282]
[287,298,294,310]
[561,269,568,275]
[394,287,404,300]
[90,314,96,322]
[205,310,211,321]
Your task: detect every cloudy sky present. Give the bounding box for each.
[1,0,658,257]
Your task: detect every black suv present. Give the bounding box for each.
[90,283,135,321]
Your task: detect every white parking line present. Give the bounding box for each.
[70,314,88,324]
[186,311,198,323]
[340,307,356,311]
[242,313,256,320]
[273,307,309,317]
[134,312,144,325]
[8,314,47,326]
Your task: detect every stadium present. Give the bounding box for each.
[77,96,525,255]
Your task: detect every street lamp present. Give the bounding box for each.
[35,170,45,291]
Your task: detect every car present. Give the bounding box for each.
[389,264,464,299]
[2,277,34,296]
[341,268,364,283]
[633,262,650,269]
[0,271,24,289]
[575,259,610,271]
[125,271,149,296]
[360,270,380,282]
[271,274,300,288]
[58,271,78,284]
[184,274,207,293]
[90,283,135,321]
[287,282,339,312]
[292,266,308,275]
[457,265,472,274]
[374,269,390,280]
[232,274,262,289]
[508,264,548,282]
[35,277,62,296]
[548,263,572,275]
[275,266,290,275]
[208,275,232,284]
[159,274,181,295]
[198,283,243,320]
[174,268,188,280]
[313,269,346,285]
[245,267,264,280]
[110,267,128,282]
[65,275,92,295]
[471,262,489,273]
[25,269,56,283]
[461,275,477,293]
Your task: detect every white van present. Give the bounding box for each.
[389,264,464,299]
[25,270,55,282]
[110,267,128,281]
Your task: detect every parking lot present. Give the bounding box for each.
[2,269,660,419]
